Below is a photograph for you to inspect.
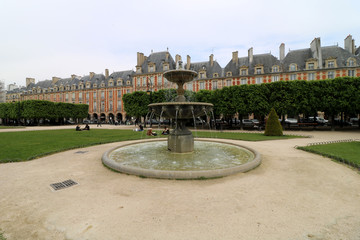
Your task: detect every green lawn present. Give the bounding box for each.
[0,126,25,129]
[298,141,360,169]
[0,129,300,163]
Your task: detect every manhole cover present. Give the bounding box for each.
[50,179,78,191]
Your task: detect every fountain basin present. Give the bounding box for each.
[102,139,261,179]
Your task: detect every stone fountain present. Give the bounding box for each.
[102,61,261,179]
[148,63,213,153]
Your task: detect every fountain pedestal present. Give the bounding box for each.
[167,120,193,152]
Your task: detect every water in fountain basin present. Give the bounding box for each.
[109,141,254,171]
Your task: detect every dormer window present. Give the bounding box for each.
[226,71,232,77]
[240,68,248,76]
[101,82,105,87]
[255,67,262,74]
[86,83,91,88]
[136,67,142,74]
[117,79,122,86]
[66,86,70,91]
[308,63,314,70]
[213,73,219,78]
[148,64,155,72]
[72,84,76,90]
[325,57,337,68]
[199,72,205,79]
[109,81,113,87]
[290,64,297,71]
[127,80,130,85]
[347,58,356,67]
[272,65,279,73]
[163,64,169,71]
[93,83,97,88]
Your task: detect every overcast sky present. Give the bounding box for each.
[1,0,360,88]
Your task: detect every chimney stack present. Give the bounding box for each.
[105,69,109,78]
[248,47,253,64]
[89,72,95,79]
[279,43,285,61]
[310,37,322,69]
[232,51,238,64]
[344,35,355,54]
[186,55,191,70]
[165,51,169,61]
[209,54,214,66]
[52,76,60,84]
[26,77,35,87]
[137,52,146,66]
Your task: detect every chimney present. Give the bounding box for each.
[310,37,322,69]
[165,52,169,61]
[89,72,95,79]
[209,54,214,66]
[26,77,35,87]
[137,52,146,66]
[52,76,60,84]
[232,51,238,64]
[105,69,109,78]
[248,47,253,64]
[186,55,191,70]
[279,43,285,61]
[344,35,355,54]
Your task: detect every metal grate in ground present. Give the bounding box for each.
[75,151,88,154]
[50,179,78,191]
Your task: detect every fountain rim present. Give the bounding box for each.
[148,102,213,107]
[102,138,261,180]
[163,69,198,76]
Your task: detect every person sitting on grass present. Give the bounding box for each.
[146,128,157,136]
[83,124,90,131]
[76,125,81,131]
[161,127,169,135]
[133,124,144,132]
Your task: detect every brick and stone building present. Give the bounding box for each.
[6,35,360,122]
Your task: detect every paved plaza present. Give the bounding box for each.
[0,126,360,240]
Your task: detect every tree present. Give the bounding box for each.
[264,108,283,136]
[123,91,150,120]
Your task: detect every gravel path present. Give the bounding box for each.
[1,127,359,240]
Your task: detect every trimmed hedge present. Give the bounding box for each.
[265,108,283,136]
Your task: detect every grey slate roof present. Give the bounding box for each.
[282,48,312,71]
[109,70,135,85]
[137,51,176,75]
[189,60,223,78]
[224,53,280,76]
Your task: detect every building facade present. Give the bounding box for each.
[6,35,360,122]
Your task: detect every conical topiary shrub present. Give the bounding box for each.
[264,108,283,136]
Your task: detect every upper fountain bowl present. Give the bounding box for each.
[163,69,198,85]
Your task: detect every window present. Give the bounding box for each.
[348,70,355,77]
[117,90,121,98]
[199,82,205,90]
[101,102,105,111]
[241,69,247,75]
[79,92,82,101]
[149,65,154,72]
[101,91,105,99]
[186,82,192,90]
[136,67,141,73]
[212,81,218,90]
[348,59,355,67]
[117,100,122,110]
[226,79,232,86]
[199,72,205,79]
[328,71,334,79]
[109,81,113,87]
[308,63,314,70]
[109,91,113,99]
[65,93,69,101]
[109,100,113,110]
[86,83,90,88]
[93,101,97,111]
[272,75,279,82]
[163,65,169,71]
[213,73,218,78]
[290,64,296,71]
[241,78,247,85]
[72,93,75,101]
[226,72,232,77]
[327,61,334,68]
[290,74,297,80]
[256,68,262,74]
[93,92,97,99]
[308,73,315,80]
[272,66,279,72]
[86,92,89,100]
[117,80,122,86]
[256,77,262,84]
